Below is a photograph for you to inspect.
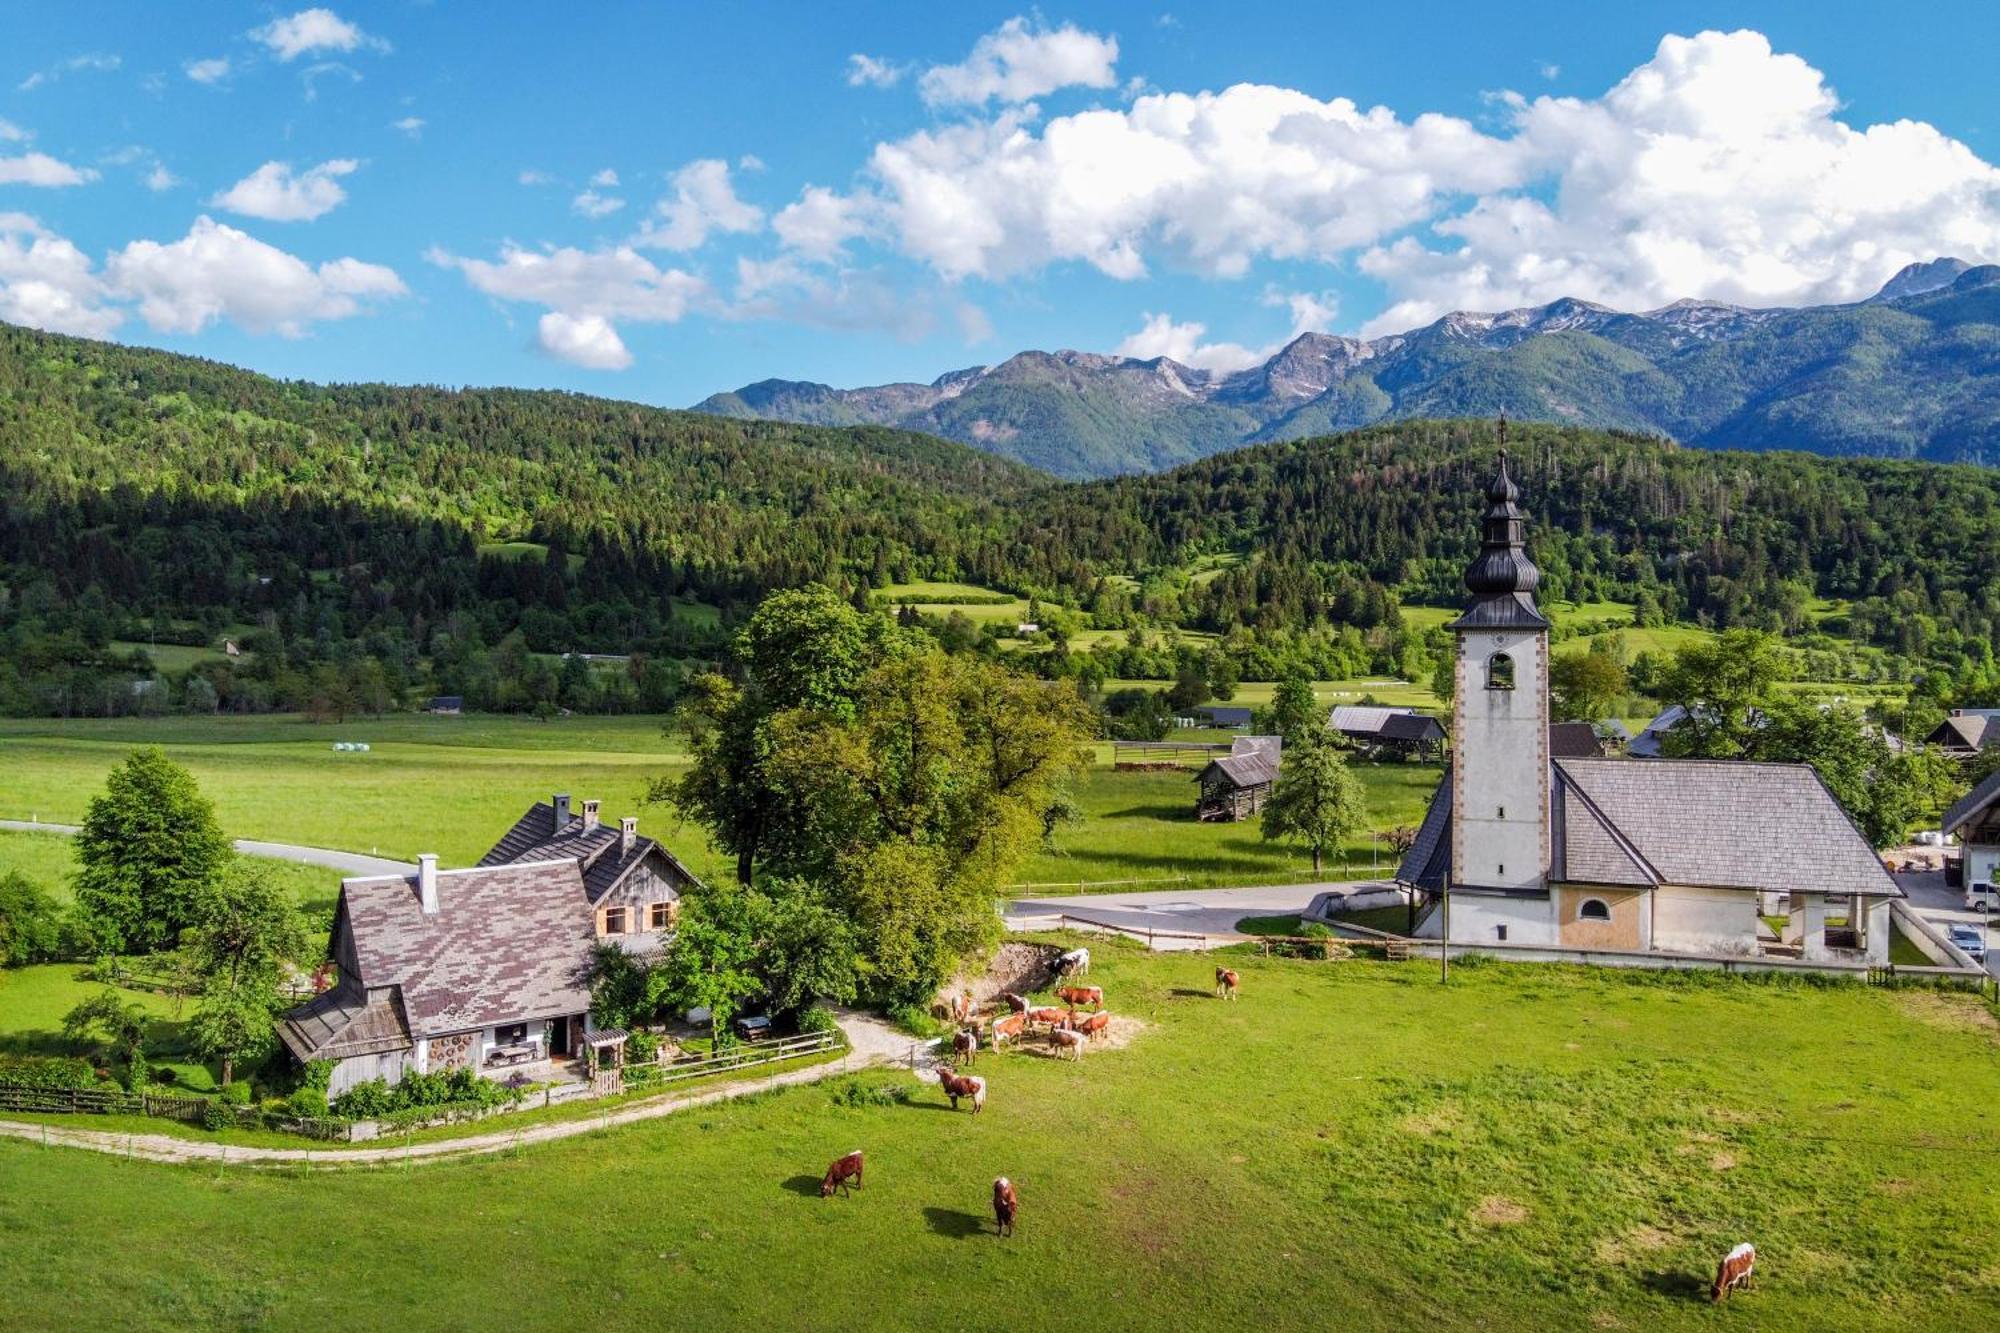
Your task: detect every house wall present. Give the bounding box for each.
[1444,890,1557,946]
[1556,885,1647,950]
[598,858,684,940]
[1452,628,1550,892]
[327,1047,413,1098]
[1652,885,1758,955]
[1967,844,2000,889]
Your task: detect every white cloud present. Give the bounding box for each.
[0,120,27,143]
[212,159,360,222]
[738,154,765,173]
[301,61,363,100]
[589,168,620,188]
[518,169,553,187]
[633,158,763,250]
[0,213,121,337]
[571,189,625,219]
[143,164,181,192]
[106,215,404,336]
[729,256,946,342]
[1540,63,1561,81]
[1114,311,1263,372]
[17,53,120,93]
[918,17,1119,108]
[0,152,98,188]
[773,185,871,261]
[252,9,388,62]
[185,57,231,85]
[536,311,630,369]
[392,116,425,137]
[429,242,711,367]
[846,54,905,89]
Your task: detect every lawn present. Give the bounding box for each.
[0,942,1995,1329]
[1106,677,1444,711]
[0,831,341,916]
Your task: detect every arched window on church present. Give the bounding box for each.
[1578,898,1611,922]
[1486,652,1516,690]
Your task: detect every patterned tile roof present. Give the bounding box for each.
[479,800,701,903]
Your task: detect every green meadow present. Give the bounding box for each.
[0,941,1994,1330]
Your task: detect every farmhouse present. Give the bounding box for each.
[1927,708,2000,757]
[1396,449,1902,964]
[1329,705,1446,758]
[1944,770,2000,894]
[279,794,700,1095]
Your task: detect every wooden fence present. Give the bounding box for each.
[0,1082,349,1139]
[622,1030,843,1090]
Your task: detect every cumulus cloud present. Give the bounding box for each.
[571,189,625,219]
[429,243,711,368]
[185,57,231,84]
[0,152,98,188]
[106,215,405,335]
[633,159,763,250]
[1114,311,1263,372]
[847,54,905,89]
[537,311,630,369]
[773,185,871,261]
[518,169,553,187]
[143,164,181,192]
[0,119,23,142]
[212,159,360,222]
[918,17,1119,107]
[392,116,425,137]
[0,213,121,337]
[589,168,620,188]
[252,9,388,62]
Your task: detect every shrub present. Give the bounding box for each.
[886,1003,945,1038]
[151,1066,178,1087]
[199,1100,229,1131]
[626,1030,660,1063]
[328,1064,521,1120]
[796,1005,841,1038]
[0,871,67,965]
[0,1055,95,1090]
[219,1080,252,1105]
[832,1079,911,1109]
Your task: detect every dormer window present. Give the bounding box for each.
[1487,652,1516,690]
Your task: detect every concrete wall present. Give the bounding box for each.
[1967,844,2000,889]
[1452,629,1549,893]
[1557,885,1646,950]
[1652,885,1758,956]
[1444,890,1557,946]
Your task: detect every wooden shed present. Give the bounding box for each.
[1193,751,1280,822]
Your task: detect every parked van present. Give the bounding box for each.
[1967,881,2000,912]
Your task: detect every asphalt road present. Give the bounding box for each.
[1003,879,1397,946]
[0,819,411,879]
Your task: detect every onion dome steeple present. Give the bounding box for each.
[1447,417,1551,630]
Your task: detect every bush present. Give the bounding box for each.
[199,1100,229,1131]
[885,1003,945,1039]
[0,1055,95,1089]
[0,871,68,965]
[832,1079,911,1109]
[328,1064,521,1120]
[219,1080,252,1105]
[151,1066,178,1087]
[286,1086,327,1118]
[626,1030,660,1063]
[796,1005,841,1038]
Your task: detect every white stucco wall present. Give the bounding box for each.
[1444,891,1558,946]
[1652,885,1758,955]
[1966,844,2000,889]
[1453,628,1549,892]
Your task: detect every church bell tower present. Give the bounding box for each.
[1449,423,1552,893]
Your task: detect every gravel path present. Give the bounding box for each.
[0,1009,907,1170]
[0,819,410,878]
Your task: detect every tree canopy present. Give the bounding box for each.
[72,748,233,953]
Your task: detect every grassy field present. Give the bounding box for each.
[1108,677,1444,711]
[0,831,340,915]
[877,580,1035,625]
[1,941,1995,1330]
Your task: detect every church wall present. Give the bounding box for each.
[1556,885,1646,950]
[1444,890,1557,946]
[1652,885,1758,955]
[1452,628,1549,893]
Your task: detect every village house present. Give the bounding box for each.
[1329,705,1446,758]
[1944,770,2000,896]
[1193,736,1282,821]
[279,794,701,1096]
[1395,449,1902,965]
[1927,708,2000,758]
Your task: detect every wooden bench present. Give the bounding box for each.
[1383,940,1412,962]
[487,1042,540,1067]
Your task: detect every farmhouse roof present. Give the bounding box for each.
[1197,752,1279,790]
[277,988,412,1064]
[1398,758,1901,899]
[337,860,596,1038]
[1231,735,1283,760]
[1928,713,1996,752]
[1943,768,2000,838]
[1549,721,1605,758]
[480,799,702,904]
[1195,705,1254,727]
[1329,705,1408,734]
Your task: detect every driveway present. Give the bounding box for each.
[0,819,410,879]
[1896,870,2000,976]
[1003,879,1391,946]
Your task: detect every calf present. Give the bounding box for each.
[1055,947,1090,977]
[1215,967,1240,1000]
[992,1176,1019,1237]
[952,1027,978,1066]
[1055,985,1103,1010]
[1711,1243,1756,1302]
[1001,991,1030,1015]
[1027,1006,1070,1030]
[1049,1027,1087,1060]
[991,1012,1026,1049]
[1073,1011,1111,1039]
[936,1066,987,1113]
[950,990,975,1025]
[821,1149,865,1198]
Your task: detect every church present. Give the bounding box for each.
[1396,445,1902,964]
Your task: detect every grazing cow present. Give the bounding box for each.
[1001,991,1030,1015]
[1056,985,1103,1010]
[1711,1243,1756,1302]
[950,990,975,1025]
[936,1066,987,1113]
[1055,947,1090,977]
[1027,1006,1069,1030]
[1215,967,1240,1000]
[991,1012,1026,1049]
[1073,1011,1111,1038]
[952,1027,978,1066]
[1049,1027,1087,1060]
[821,1150,864,1198]
[992,1176,1019,1237]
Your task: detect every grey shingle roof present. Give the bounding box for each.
[1397,773,1452,891]
[1549,721,1604,758]
[1943,768,2000,838]
[339,861,597,1037]
[1330,705,1405,734]
[1928,714,1996,752]
[1552,769,1657,887]
[277,987,412,1063]
[479,801,702,903]
[1197,752,1279,789]
[1382,713,1446,744]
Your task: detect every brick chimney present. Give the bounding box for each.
[619,816,637,857]
[551,793,571,835]
[582,799,601,832]
[417,853,439,914]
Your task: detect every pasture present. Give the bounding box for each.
[0,942,1995,1330]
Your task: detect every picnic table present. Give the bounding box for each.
[488,1041,540,1067]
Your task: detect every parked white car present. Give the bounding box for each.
[1966,881,2000,913]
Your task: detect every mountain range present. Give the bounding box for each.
[695,257,2000,479]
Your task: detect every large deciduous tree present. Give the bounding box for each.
[1261,730,1368,876]
[1657,629,1789,759]
[73,748,233,953]
[186,863,308,1085]
[1550,642,1628,722]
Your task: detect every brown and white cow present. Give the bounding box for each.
[1215,967,1240,1000]
[952,1027,978,1066]
[991,1012,1026,1049]
[992,1176,1019,1237]
[1073,1010,1111,1039]
[1001,991,1030,1015]
[936,1066,987,1113]
[1049,1027,1087,1060]
[1027,1006,1070,1030]
[821,1149,864,1198]
[1711,1243,1756,1302]
[1055,984,1103,1010]
[950,990,975,1025]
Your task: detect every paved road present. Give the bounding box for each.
[1003,879,1395,945]
[0,819,410,878]
[1897,870,2000,977]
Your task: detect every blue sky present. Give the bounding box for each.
[3,2,1998,403]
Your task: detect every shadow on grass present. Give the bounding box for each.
[1640,1270,1709,1302]
[922,1206,986,1239]
[780,1174,826,1198]
[1167,988,1213,999]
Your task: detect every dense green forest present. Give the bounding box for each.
[3,322,1999,718]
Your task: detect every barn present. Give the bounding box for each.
[1194,750,1280,821]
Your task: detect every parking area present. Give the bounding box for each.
[1894,870,2000,976]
